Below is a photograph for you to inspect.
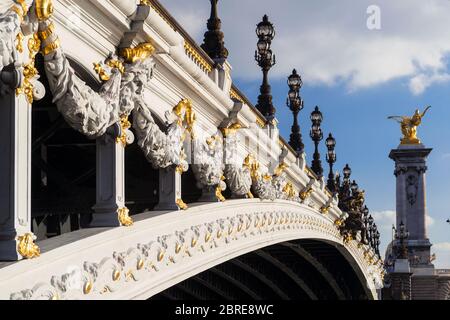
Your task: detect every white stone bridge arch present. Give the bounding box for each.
[1,200,381,300]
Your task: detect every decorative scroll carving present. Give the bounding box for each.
[11,207,382,300]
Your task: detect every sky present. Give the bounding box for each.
[161,0,450,268]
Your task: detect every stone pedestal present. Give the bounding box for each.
[155,167,183,211]
[389,144,432,266]
[91,125,125,227]
[0,85,32,260]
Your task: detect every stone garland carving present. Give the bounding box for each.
[11,209,374,300]
[37,19,123,138]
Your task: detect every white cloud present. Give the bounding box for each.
[161,0,450,94]
[432,242,450,269]
[409,72,450,95]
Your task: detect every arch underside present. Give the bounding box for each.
[152,239,369,301]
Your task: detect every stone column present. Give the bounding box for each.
[389,144,432,266]
[0,67,35,260]
[91,123,133,227]
[155,167,184,211]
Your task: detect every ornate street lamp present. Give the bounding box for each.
[325,133,337,192]
[310,106,323,177]
[343,164,352,182]
[255,15,276,121]
[351,180,359,195]
[287,69,305,154]
[368,214,374,246]
[375,229,381,258]
[395,221,409,259]
[201,0,229,63]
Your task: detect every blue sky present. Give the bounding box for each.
[162,0,450,267]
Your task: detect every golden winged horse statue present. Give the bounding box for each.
[388,106,431,145]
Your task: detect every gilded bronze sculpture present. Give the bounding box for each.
[388,106,431,145]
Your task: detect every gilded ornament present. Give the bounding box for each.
[181,99,196,139]
[93,63,110,82]
[175,243,182,255]
[221,123,242,137]
[388,106,431,145]
[176,198,188,210]
[37,22,55,41]
[35,0,54,21]
[137,259,145,270]
[120,42,155,63]
[334,218,344,227]
[283,182,297,198]
[157,250,165,262]
[191,238,198,248]
[320,204,331,214]
[112,270,121,281]
[299,187,313,201]
[83,281,93,295]
[205,232,211,243]
[41,38,60,55]
[16,32,24,53]
[274,162,289,177]
[215,184,226,202]
[11,0,28,22]
[116,115,132,147]
[16,33,41,104]
[17,233,40,259]
[117,207,133,226]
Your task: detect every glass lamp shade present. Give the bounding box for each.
[310,106,323,123]
[363,206,369,217]
[288,69,302,91]
[257,39,269,54]
[343,164,351,178]
[256,15,275,40]
[325,133,336,150]
[351,180,358,193]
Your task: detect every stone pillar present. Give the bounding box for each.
[91,124,132,227]
[389,144,432,266]
[389,259,412,300]
[155,167,183,211]
[0,67,34,260]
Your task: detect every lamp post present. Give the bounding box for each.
[395,221,409,259]
[325,133,337,192]
[287,69,304,154]
[368,214,374,247]
[310,106,323,177]
[255,15,276,121]
[363,206,370,243]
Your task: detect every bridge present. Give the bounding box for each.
[0,0,384,300]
